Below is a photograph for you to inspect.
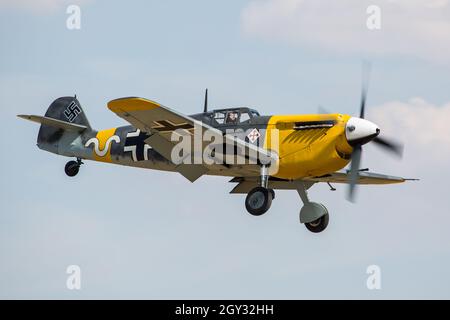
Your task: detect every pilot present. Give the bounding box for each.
[226,112,238,124]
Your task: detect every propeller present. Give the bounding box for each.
[359,62,370,119]
[348,145,362,201]
[347,63,403,202]
[372,136,403,157]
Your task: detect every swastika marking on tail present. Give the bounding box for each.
[64,101,82,123]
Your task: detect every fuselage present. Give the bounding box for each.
[48,109,362,180]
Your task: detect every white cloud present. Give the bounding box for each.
[241,0,450,64]
[369,98,450,162]
[0,0,90,14]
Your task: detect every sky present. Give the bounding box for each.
[1,0,450,299]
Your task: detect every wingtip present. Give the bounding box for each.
[107,97,161,112]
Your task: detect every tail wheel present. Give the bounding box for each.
[305,214,329,233]
[65,161,80,177]
[245,187,273,216]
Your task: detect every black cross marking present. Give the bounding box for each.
[63,101,82,123]
[152,120,194,133]
[125,129,151,161]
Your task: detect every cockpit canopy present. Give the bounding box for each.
[210,107,260,125]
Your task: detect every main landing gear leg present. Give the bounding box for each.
[65,158,83,177]
[245,165,275,216]
[296,182,329,233]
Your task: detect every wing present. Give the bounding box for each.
[303,171,414,185]
[107,97,276,182]
[229,171,415,194]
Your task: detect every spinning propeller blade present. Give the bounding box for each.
[373,136,403,157]
[359,62,371,119]
[348,145,362,202]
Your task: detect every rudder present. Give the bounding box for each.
[38,96,92,153]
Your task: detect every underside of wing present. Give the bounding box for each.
[229,176,314,193]
[303,171,414,185]
[229,170,415,194]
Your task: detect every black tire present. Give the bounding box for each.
[269,188,275,200]
[305,214,329,233]
[65,161,80,177]
[245,187,273,216]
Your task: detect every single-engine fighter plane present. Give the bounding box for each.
[19,83,415,233]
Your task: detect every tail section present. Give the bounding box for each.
[44,96,91,127]
[37,97,92,152]
[19,96,95,156]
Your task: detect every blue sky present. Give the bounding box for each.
[1,0,450,299]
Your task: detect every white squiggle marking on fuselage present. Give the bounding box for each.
[85,136,121,157]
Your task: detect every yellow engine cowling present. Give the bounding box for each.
[264,113,353,180]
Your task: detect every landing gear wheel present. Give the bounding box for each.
[65,160,80,177]
[269,188,275,200]
[245,187,273,216]
[305,214,329,233]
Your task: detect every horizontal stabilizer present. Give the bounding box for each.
[17,115,88,133]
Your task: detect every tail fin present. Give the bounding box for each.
[35,96,92,154]
[43,96,91,128]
